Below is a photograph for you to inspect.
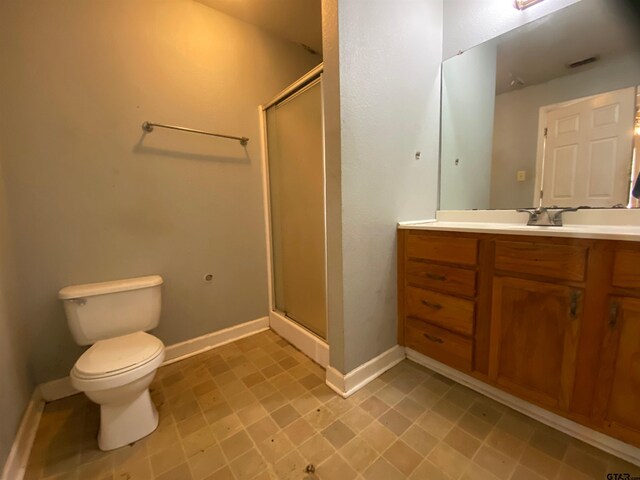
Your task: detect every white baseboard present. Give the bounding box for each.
[1,388,44,480]
[39,316,270,402]
[326,345,406,398]
[269,311,329,368]
[163,316,269,365]
[406,348,640,468]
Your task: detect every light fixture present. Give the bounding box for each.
[514,0,545,10]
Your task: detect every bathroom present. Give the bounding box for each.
[1,0,639,479]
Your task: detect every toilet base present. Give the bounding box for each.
[97,388,159,451]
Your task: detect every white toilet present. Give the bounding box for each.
[58,275,166,451]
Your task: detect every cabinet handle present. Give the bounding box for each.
[609,302,619,329]
[426,273,446,281]
[423,333,444,344]
[421,300,443,310]
[569,291,580,318]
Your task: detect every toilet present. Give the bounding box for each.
[58,275,165,451]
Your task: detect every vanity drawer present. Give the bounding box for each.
[406,232,478,266]
[406,261,476,297]
[406,286,475,336]
[405,318,473,371]
[612,250,640,289]
[495,241,587,282]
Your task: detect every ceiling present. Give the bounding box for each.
[195,0,323,54]
[492,0,638,94]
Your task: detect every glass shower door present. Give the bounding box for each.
[266,79,326,339]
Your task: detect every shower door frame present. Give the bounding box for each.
[259,63,329,367]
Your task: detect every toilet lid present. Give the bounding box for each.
[74,331,164,378]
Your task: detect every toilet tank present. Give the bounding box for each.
[58,275,163,345]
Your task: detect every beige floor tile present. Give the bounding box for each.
[304,405,336,431]
[562,444,608,479]
[519,446,561,479]
[282,417,315,444]
[432,398,466,423]
[509,465,546,480]
[317,453,358,480]
[202,465,235,480]
[401,424,438,456]
[444,426,482,459]
[150,445,186,477]
[383,439,422,476]
[360,421,397,454]
[187,444,227,480]
[209,413,244,441]
[322,420,355,448]
[416,410,454,440]
[444,384,480,410]
[410,459,453,480]
[393,396,425,422]
[339,405,375,433]
[528,425,572,461]
[378,409,411,436]
[271,404,301,428]
[246,416,279,444]
[457,410,494,441]
[484,428,525,460]
[290,392,322,416]
[156,462,193,480]
[220,430,253,461]
[340,436,379,472]
[364,457,405,480]
[428,442,471,479]
[472,445,516,480]
[376,384,405,407]
[298,433,336,465]
[24,331,636,480]
[256,430,294,463]
[229,448,267,480]
[359,396,390,419]
[274,450,308,480]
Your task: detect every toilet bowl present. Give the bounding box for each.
[59,275,165,451]
[70,331,165,450]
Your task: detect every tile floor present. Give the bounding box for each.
[24,330,640,480]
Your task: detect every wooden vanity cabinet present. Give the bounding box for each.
[398,229,640,448]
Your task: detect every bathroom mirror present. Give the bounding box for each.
[439,0,640,210]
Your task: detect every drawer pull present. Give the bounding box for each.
[426,273,446,281]
[609,302,619,329]
[569,291,580,318]
[421,300,443,310]
[423,333,444,344]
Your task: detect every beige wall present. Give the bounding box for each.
[0,0,319,384]
[0,154,33,468]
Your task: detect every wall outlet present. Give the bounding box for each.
[517,170,526,182]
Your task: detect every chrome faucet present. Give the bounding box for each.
[516,206,579,226]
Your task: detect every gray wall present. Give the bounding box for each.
[491,52,640,209]
[441,41,497,210]
[324,0,443,373]
[0,0,319,384]
[0,154,33,469]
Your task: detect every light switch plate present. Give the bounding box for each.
[517,170,526,182]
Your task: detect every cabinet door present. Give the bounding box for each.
[489,277,582,410]
[599,297,640,437]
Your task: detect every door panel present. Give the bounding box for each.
[490,276,582,410]
[542,87,635,207]
[602,297,640,433]
[266,80,326,338]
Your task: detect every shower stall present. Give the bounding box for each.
[262,65,327,342]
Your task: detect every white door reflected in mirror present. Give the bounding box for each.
[535,87,636,208]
